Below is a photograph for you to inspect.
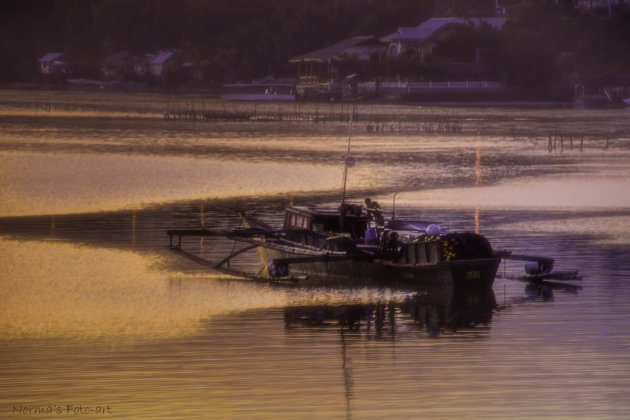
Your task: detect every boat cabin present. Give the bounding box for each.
[283,205,368,248]
[284,205,367,234]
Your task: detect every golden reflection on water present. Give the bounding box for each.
[2,97,630,418]
[395,176,630,212]
[4,299,625,420]
[0,151,363,217]
[0,239,289,341]
[497,214,630,245]
[0,239,413,342]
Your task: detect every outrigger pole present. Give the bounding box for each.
[340,104,356,206]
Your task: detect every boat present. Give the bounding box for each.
[254,204,500,289]
[167,201,584,294]
[168,201,502,291]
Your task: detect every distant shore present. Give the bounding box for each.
[0,81,582,108]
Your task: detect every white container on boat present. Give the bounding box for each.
[426,224,441,236]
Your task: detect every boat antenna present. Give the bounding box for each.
[392,179,415,221]
[340,104,356,206]
[392,191,400,221]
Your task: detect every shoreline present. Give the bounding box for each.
[0,82,582,109]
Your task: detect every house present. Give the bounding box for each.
[100,51,133,80]
[381,17,506,61]
[133,54,154,78]
[289,36,385,85]
[149,50,176,79]
[37,52,68,76]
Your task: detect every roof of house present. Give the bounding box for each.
[382,17,506,44]
[150,51,175,65]
[38,52,64,63]
[289,36,381,63]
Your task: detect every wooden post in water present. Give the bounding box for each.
[132,211,136,245]
[340,105,356,206]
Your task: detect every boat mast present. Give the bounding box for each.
[341,104,356,206]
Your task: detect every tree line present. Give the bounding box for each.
[1,0,629,99]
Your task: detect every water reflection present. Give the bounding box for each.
[3,100,630,218]
[2,97,630,418]
[282,285,494,420]
[284,286,496,338]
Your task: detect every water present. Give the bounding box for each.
[1,89,630,419]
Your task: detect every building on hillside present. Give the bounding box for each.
[290,36,384,84]
[149,50,177,79]
[381,17,506,61]
[289,36,385,99]
[288,17,512,100]
[132,54,154,78]
[37,52,69,76]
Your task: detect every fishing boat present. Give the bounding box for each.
[168,200,501,291]
[167,198,585,294]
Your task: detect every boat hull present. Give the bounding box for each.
[255,241,499,290]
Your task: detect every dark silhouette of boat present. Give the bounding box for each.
[167,201,501,291]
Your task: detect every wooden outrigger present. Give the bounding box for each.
[494,250,582,293]
[168,227,299,283]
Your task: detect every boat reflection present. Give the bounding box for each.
[518,281,577,303]
[284,285,496,338]
[282,285,495,420]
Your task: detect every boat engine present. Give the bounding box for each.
[379,230,399,256]
[524,260,553,275]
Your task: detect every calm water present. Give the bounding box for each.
[1,90,630,419]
